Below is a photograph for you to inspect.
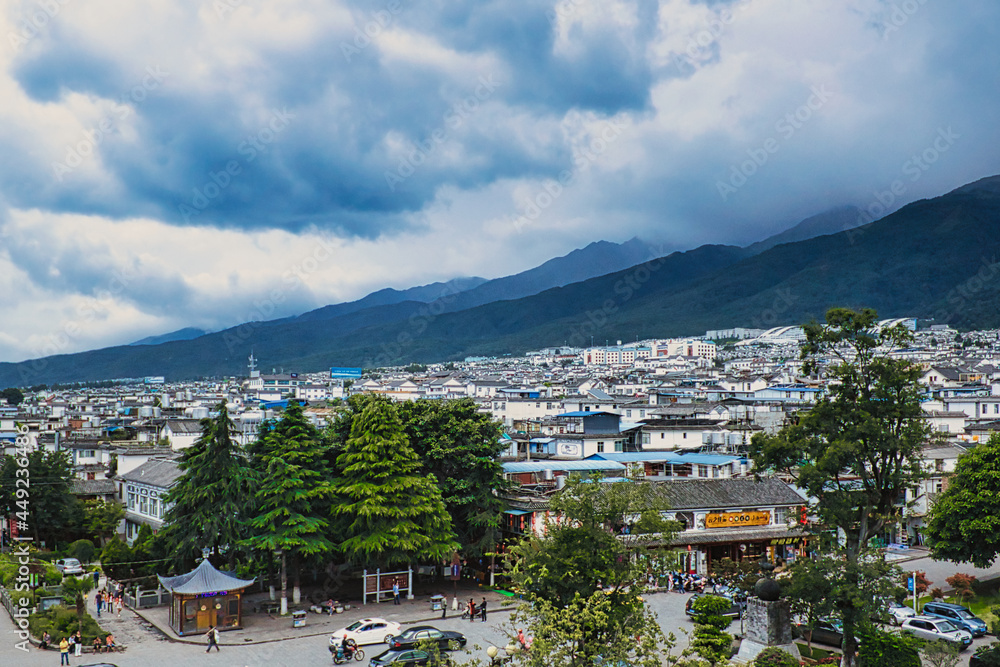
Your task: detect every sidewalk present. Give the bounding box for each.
[131,588,515,646]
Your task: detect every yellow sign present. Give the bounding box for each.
[706,511,771,528]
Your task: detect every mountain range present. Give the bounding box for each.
[4,176,998,386]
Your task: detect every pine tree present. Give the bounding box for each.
[244,401,336,610]
[333,397,458,568]
[159,404,255,572]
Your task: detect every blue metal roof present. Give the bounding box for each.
[502,460,626,473]
[586,452,743,465]
[557,411,620,418]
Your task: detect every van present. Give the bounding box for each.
[921,602,987,637]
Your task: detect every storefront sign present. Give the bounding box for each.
[705,511,770,528]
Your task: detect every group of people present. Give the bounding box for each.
[466,597,487,621]
[42,631,115,663]
[95,583,125,618]
[660,572,710,594]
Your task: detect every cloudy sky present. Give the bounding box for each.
[0,0,997,363]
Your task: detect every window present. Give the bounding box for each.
[139,495,148,515]
[127,492,137,510]
[615,441,623,452]
[626,410,632,417]
[683,432,687,439]
[642,433,650,445]
[935,459,945,472]
[698,465,709,478]
[774,507,786,524]
[597,441,605,453]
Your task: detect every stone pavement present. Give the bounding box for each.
[131,588,515,645]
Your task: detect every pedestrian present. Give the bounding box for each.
[441,598,447,620]
[67,632,75,658]
[40,631,51,650]
[93,569,100,587]
[95,591,102,618]
[468,598,476,622]
[74,631,82,657]
[205,625,220,652]
[392,581,400,605]
[59,637,70,665]
[116,596,123,618]
[480,597,487,622]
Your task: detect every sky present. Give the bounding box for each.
[0,0,998,363]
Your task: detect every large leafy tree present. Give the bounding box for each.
[396,398,510,555]
[751,307,929,667]
[83,499,125,546]
[0,449,79,545]
[329,395,511,557]
[925,433,1000,568]
[508,474,679,667]
[332,397,458,567]
[244,400,336,609]
[159,404,255,571]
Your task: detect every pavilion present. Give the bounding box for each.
[158,559,255,636]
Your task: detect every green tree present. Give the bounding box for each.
[396,398,511,556]
[159,404,256,571]
[1,387,24,406]
[332,397,458,567]
[244,400,336,612]
[686,594,733,665]
[751,307,930,667]
[100,537,133,581]
[0,449,79,545]
[926,433,1000,567]
[61,574,94,634]
[783,555,835,653]
[508,474,678,667]
[83,499,125,546]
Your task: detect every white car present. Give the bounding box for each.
[55,558,85,576]
[330,618,402,646]
[900,616,973,649]
[887,601,917,625]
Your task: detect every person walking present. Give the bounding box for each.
[74,631,82,657]
[480,598,487,622]
[392,581,400,605]
[468,598,476,623]
[205,625,220,652]
[59,637,70,665]
[93,569,100,588]
[95,591,102,618]
[441,596,447,620]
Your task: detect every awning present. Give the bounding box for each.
[504,509,531,516]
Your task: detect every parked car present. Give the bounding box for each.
[921,601,988,637]
[369,649,449,667]
[331,618,402,646]
[387,626,467,651]
[685,592,743,619]
[55,558,85,576]
[792,618,844,647]
[970,641,1000,667]
[899,616,973,649]
[886,601,917,625]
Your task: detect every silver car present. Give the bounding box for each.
[900,616,972,649]
[887,601,916,625]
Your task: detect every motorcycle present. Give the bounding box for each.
[329,640,364,664]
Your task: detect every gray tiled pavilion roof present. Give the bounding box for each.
[658,477,804,511]
[158,559,255,595]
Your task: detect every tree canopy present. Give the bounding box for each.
[332,396,458,567]
[751,307,929,667]
[926,433,1000,568]
[159,404,256,571]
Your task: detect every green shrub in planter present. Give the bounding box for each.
[68,540,96,564]
[752,646,800,666]
[27,605,107,645]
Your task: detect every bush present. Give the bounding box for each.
[68,539,96,564]
[857,626,920,667]
[752,646,800,666]
[972,642,1000,667]
[27,605,107,645]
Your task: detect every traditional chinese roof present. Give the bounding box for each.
[157,559,255,595]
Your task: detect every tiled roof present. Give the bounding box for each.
[120,458,182,488]
[657,477,804,511]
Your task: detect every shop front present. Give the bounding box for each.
[158,559,255,636]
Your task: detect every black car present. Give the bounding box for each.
[387,626,467,651]
[792,619,844,647]
[369,649,449,667]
